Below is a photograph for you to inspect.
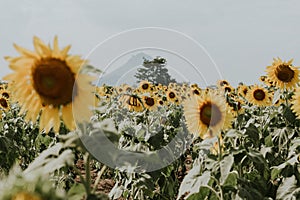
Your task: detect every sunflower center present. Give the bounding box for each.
[199,102,222,126]
[2,92,9,99]
[32,58,75,106]
[145,97,155,106]
[142,83,149,90]
[193,89,200,95]
[275,64,295,82]
[224,86,232,93]
[169,92,176,99]
[0,98,8,108]
[253,89,265,101]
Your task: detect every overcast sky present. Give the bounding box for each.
[1,0,300,86]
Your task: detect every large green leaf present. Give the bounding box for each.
[276,175,300,200]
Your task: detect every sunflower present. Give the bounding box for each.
[4,36,94,133]
[237,85,249,97]
[142,96,158,111]
[183,92,234,139]
[217,80,230,88]
[227,98,245,116]
[166,90,177,102]
[190,88,201,96]
[246,85,271,106]
[157,99,165,106]
[12,192,41,200]
[0,89,10,99]
[0,97,9,111]
[266,58,299,89]
[222,85,234,94]
[121,94,143,112]
[139,80,152,93]
[291,87,300,118]
[210,134,224,155]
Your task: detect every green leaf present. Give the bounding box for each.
[67,183,86,200]
[272,89,281,105]
[264,135,273,147]
[283,106,296,123]
[271,154,299,179]
[220,154,234,185]
[177,168,211,200]
[245,124,259,145]
[276,175,300,200]
[223,171,238,187]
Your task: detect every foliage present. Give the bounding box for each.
[134,57,176,85]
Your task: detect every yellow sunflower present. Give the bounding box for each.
[121,94,143,112]
[217,80,230,88]
[4,36,94,133]
[12,192,41,200]
[266,58,299,89]
[183,92,234,139]
[222,85,234,94]
[166,90,177,102]
[246,85,271,106]
[0,97,9,111]
[157,99,165,106]
[237,85,249,97]
[291,87,300,118]
[139,80,152,93]
[259,75,274,88]
[227,98,245,116]
[142,96,158,111]
[190,88,202,96]
[0,89,10,99]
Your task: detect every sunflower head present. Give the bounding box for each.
[0,97,9,111]
[12,192,42,200]
[246,85,271,106]
[4,36,94,133]
[142,96,157,111]
[123,95,143,112]
[166,90,177,102]
[139,80,152,93]
[183,92,234,139]
[217,80,229,88]
[266,58,299,89]
[291,87,300,118]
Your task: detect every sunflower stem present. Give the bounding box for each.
[92,165,107,193]
[84,153,92,195]
[217,134,222,162]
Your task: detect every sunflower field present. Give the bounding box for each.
[0,37,300,200]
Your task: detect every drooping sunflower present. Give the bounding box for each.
[246,85,271,106]
[237,85,249,97]
[266,58,299,89]
[4,36,94,133]
[183,92,234,139]
[227,98,245,116]
[121,94,143,112]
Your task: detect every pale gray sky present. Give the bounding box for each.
[1,0,300,86]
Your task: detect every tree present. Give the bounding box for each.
[134,57,176,85]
